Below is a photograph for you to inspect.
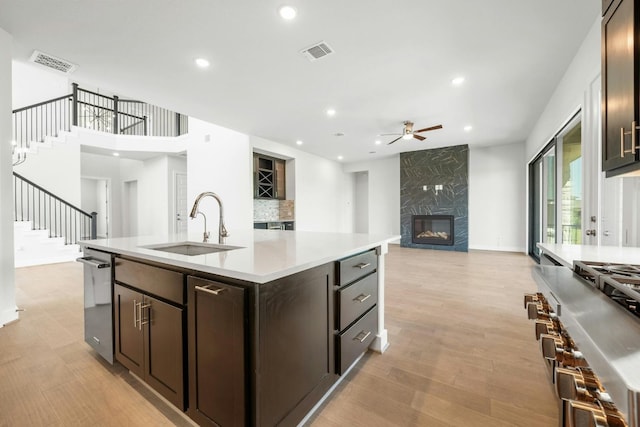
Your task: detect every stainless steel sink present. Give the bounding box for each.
[141,242,243,256]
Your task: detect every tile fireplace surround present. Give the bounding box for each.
[400,145,469,252]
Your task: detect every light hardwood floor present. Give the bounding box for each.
[0,246,557,426]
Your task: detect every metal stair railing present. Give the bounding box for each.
[13,172,97,245]
[12,83,189,165]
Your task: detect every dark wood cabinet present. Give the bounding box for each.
[187,277,247,427]
[602,0,640,176]
[257,263,336,427]
[334,249,378,375]
[114,259,186,410]
[254,153,286,199]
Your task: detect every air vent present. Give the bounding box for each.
[300,41,334,61]
[29,50,77,74]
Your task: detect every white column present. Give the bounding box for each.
[369,241,389,353]
[0,26,17,327]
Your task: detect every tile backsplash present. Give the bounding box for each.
[254,199,295,222]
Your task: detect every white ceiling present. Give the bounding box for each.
[0,1,599,163]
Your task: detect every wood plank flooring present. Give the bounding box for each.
[0,246,557,426]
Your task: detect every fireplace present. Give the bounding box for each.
[412,215,454,245]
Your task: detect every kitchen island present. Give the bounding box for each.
[80,230,399,427]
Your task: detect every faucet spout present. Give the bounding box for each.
[189,192,229,244]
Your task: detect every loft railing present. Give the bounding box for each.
[12,83,189,165]
[13,172,97,245]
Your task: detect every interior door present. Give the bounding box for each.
[174,172,188,234]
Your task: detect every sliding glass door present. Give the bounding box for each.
[529,143,556,259]
[529,113,582,260]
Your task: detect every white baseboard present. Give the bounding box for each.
[468,244,526,253]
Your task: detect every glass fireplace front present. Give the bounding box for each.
[412,215,454,245]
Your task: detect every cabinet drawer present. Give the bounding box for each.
[337,272,377,330]
[115,258,185,304]
[336,249,377,286]
[336,306,377,375]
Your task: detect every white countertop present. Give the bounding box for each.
[538,243,640,268]
[80,230,400,284]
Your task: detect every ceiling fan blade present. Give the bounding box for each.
[387,136,403,145]
[413,134,426,141]
[415,124,443,133]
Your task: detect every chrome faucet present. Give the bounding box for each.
[189,192,229,244]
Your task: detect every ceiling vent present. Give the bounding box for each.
[29,50,77,74]
[300,41,334,61]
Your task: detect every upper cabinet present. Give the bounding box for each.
[254,153,286,199]
[602,0,640,176]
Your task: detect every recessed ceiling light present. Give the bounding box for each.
[296,140,303,145]
[278,5,297,20]
[337,155,343,161]
[464,125,473,132]
[326,108,336,117]
[452,76,465,86]
[369,151,376,154]
[334,132,344,137]
[113,152,120,157]
[195,58,210,68]
[375,140,381,145]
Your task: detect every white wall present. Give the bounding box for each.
[12,60,70,109]
[187,118,253,234]
[343,156,400,238]
[252,136,354,233]
[0,27,17,326]
[354,172,369,233]
[469,143,526,251]
[137,156,169,237]
[525,18,601,161]
[14,134,82,206]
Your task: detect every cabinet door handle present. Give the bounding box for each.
[195,284,226,296]
[139,302,151,328]
[137,301,143,331]
[354,262,371,269]
[621,121,640,157]
[354,294,371,303]
[353,330,372,343]
[133,299,138,328]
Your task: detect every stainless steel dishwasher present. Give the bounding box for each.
[77,247,114,364]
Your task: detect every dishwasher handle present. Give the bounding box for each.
[76,256,111,269]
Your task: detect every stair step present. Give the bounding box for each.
[13,220,82,267]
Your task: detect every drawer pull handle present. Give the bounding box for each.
[196,284,226,296]
[354,330,372,343]
[354,294,371,303]
[354,262,371,269]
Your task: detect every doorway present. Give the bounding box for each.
[174,172,188,234]
[81,177,110,239]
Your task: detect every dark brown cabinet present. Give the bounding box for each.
[114,259,186,410]
[254,153,286,199]
[187,276,246,427]
[602,0,640,176]
[334,249,378,375]
[257,263,336,426]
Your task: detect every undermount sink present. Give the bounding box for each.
[142,242,243,256]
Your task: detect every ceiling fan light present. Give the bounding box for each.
[402,133,413,140]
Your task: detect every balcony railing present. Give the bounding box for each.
[12,83,188,165]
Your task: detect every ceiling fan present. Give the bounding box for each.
[382,121,443,145]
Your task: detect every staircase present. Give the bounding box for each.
[11,83,189,267]
[14,221,81,267]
